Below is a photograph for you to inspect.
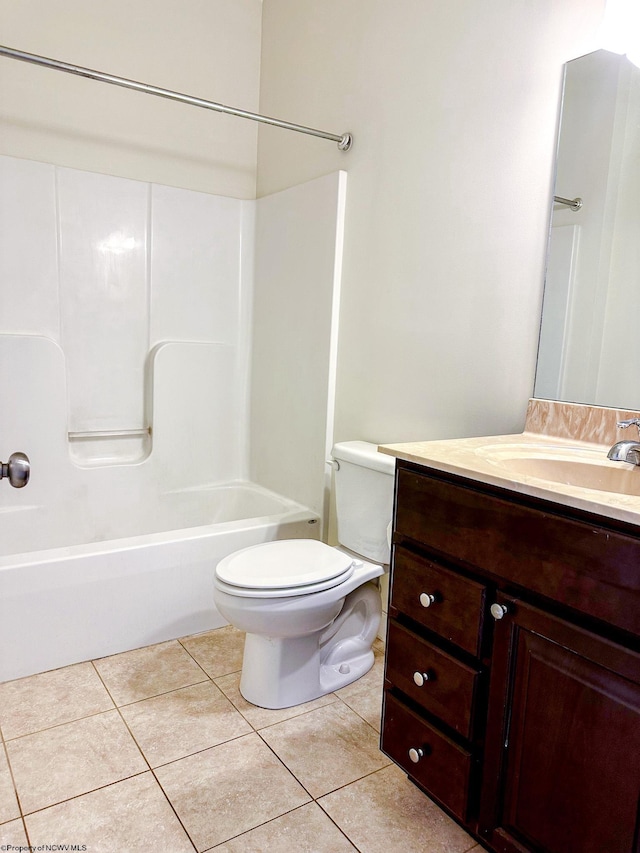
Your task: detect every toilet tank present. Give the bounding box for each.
[332,440,396,565]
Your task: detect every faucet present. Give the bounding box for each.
[607,419,640,465]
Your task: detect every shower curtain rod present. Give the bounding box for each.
[553,195,582,211]
[0,44,353,151]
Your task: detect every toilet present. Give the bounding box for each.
[213,441,396,709]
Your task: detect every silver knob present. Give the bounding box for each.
[490,602,509,621]
[0,452,30,488]
[419,592,436,608]
[413,671,431,687]
[408,747,424,764]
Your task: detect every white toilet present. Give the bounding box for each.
[213,441,396,709]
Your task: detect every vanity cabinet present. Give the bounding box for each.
[381,460,640,853]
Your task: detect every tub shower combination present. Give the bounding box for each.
[0,46,350,685]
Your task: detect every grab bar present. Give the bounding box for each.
[68,428,151,439]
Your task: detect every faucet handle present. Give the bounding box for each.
[617,418,640,437]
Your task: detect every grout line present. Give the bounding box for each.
[149,766,199,853]
[315,763,395,803]
[254,730,316,801]
[1,706,120,744]
[88,661,247,769]
[81,659,191,846]
[88,664,200,852]
[20,815,31,849]
[242,695,340,733]
[177,633,244,683]
[1,737,24,821]
[332,691,383,734]
[148,729,256,772]
[199,800,362,852]
[317,808,363,853]
[103,677,212,710]
[15,769,149,819]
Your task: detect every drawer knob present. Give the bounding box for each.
[408,747,424,763]
[419,592,436,608]
[490,602,509,621]
[413,670,432,687]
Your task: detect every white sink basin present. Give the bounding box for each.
[479,443,640,496]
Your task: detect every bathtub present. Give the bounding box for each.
[0,482,319,683]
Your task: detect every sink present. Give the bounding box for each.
[478,443,640,496]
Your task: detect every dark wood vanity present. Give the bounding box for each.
[381,459,640,853]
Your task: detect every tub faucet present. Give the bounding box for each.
[607,419,640,466]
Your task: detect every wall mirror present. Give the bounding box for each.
[534,49,640,409]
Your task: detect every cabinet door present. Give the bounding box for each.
[479,596,640,853]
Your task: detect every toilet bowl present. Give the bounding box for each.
[213,538,384,709]
[213,440,396,710]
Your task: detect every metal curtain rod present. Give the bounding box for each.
[0,44,353,151]
[554,195,582,211]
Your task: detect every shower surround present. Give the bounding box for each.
[0,155,346,681]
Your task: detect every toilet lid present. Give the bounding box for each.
[216,539,355,591]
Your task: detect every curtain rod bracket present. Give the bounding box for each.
[554,195,583,211]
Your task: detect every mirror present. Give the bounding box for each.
[534,49,640,409]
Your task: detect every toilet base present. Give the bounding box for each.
[239,582,381,709]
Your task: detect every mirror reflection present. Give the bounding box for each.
[535,49,640,409]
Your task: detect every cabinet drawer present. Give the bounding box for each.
[382,692,473,822]
[386,621,481,739]
[395,466,640,636]
[390,547,487,657]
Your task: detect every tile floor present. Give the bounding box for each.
[0,626,482,852]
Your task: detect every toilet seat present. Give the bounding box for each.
[215,539,356,598]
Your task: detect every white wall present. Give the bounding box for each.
[257,0,607,445]
[0,0,262,198]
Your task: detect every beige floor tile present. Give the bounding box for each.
[0,661,114,739]
[180,625,245,679]
[25,772,195,852]
[335,649,385,731]
[155,732,310,851]
[94,640,207,705]
[213,802,357,852]
[214,671,337,730]
[120,681,252,767]
[0,818,28,847]
[258,702,390,798]
[318,764,476,853]
[7,711,147,814]
[0,748,19,824]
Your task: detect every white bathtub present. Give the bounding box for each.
[0,482,319,683]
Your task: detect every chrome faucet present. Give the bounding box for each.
[607,419,640,466]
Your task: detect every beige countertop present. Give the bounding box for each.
[379,430,640,528]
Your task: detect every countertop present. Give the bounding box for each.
[379,431,640,528]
